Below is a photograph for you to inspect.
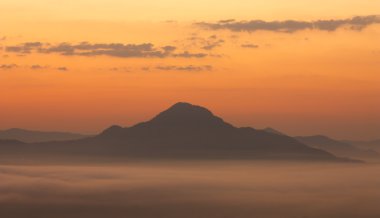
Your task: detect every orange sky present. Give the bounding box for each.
[0,1,380,140]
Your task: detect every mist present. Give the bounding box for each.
[1,161,380,218]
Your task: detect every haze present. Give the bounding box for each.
[1,2,380,217]
[1,161,380,218]
[1,1,380,140]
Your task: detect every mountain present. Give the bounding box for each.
[0,139,26,146]
[263,128,286,136]
[0,128,88,143]
[295,135,380,160]
[0,103,357,162]
[344,139,380,153]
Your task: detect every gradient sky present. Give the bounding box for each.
[1,0,380,140]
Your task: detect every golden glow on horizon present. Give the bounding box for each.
[0,1,380,139]
[1,0,380,21]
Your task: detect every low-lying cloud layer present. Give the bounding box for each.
[0,162,380,218]
[196,15,380,33]
[5,42,208,59]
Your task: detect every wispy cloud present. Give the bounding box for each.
[196,15,380,33]
[0,64,68,71]
[172,51,208,58]
[186,34,225,51]
[0,64,18,70]
[5,42,43,53]
[241,44,259,48]
[156,65,213,72]
[30,64,47,70]
[5,42,208,59]
[202,39,225,50]
[57,67,68,71]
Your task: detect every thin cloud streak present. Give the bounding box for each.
[156,65,213,72]
[5,42,208,59]
[196,15,380,33]
[241,44,259,48]
[57,67,69,71]
[0,64,68,71]
[185,34,225,51]
[0,64,18,70]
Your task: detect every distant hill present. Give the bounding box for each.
[0,103,357,162]
[344,139,380,153]
[263,128,286,136]
[0,139,26,145]
[0,128,88,143]
[295,135,380,160]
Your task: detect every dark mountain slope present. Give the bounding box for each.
[0,103,357,162]
[0,128,88,143]
[344,139,380,153]
[70,103,349,161]
[263,128,286,136]
[296,135,380,160]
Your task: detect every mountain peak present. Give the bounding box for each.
[144,102,233,129]
[168,102,212,113]
[171,102,196,108]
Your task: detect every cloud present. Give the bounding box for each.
[172,51,208,58]
[57,67,68,71]
[0,163,380,218]
[161,45,177,53]
[141,67,151,71]
[219,19,236,24]
[0,64,68,71]
[5,42,208,59]
[30,65,69,71]
[164,20,178,24]
[156,65,213,72]
[186,34,225,51]
[41,42,171,58]
[241,44,259,48]
[5,42,43,54]
[30,65,47,70]
[202,39,225,50]
[196,15,380,33]
[109,67,132,72]
[0,64,18,70]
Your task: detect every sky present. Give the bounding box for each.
[0,0,380,140]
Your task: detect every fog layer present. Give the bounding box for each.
[0,162,379,218]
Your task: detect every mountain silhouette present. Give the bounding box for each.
[296,135,380,160]
[0,128,88,143]
[343,139,380,153]
[0,139,25,146]
[76,103,354,161]
[263,127,286,136]
[0,103,358,162]
[144,102,234,129]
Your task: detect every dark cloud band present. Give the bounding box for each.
[196,15,380,33]
[5,42,208,59]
